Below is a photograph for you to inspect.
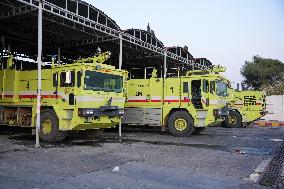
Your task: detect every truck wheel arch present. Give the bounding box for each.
[224,109,243,128]
[166,109,195,137]
[165,108,193,128]
[39,109,67,142]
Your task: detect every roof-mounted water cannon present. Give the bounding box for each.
[186,65,226,76]
[211,65,226,74]
[73,51,111,65]
[95,51,111,64]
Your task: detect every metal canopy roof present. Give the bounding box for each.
[0,0,211,71]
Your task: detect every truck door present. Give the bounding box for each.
[201,79,210,109]
[208,80,221,108]
[57,70,76,106]
[215,80,229,108]
[180,79,191,107]
[164,78,181,106]
[191,80,202,109]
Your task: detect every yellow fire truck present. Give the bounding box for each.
[176,66,267,128]
[0,52,126,142]
[123,66,230,136]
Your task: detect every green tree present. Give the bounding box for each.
[241,56,284,90]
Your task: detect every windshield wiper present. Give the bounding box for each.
[91,87,103,91]
[103,88,114,92]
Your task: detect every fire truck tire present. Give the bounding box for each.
[168,111,195,137]
[224,110,242,128]
[39,110,67,142]
[194,127,206,135]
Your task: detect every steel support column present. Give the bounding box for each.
[118,33,123,138]
[57,47,60,64]
[163,51,167,78]
[35,0,42,148]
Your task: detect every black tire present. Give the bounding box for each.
[224,110,242,128]
[168,111,195,137]
[39,109,66,142]
[194,127,206,135]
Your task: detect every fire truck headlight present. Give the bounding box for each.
[78,109,94,117]
[118,109,125,116]
[213,109,223,117]
[86,109,94,115]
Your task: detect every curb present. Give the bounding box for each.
[254,121,284,127]
[247,158,272,183]
[259,142,284,187]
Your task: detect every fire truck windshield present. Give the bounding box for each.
[84,70,123,93]
[216,81,228,97]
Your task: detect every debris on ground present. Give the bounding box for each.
[235,149,246,154]
[112,166,120,172]
[270,139,284,142]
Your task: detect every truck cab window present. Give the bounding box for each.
[53,73,58,87]
[77,71,82,88]
[210,81,215,94]
[60,71,75,87]
[203,80,209,92]
[183,82,189,93]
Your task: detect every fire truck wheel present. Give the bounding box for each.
[40,110,67,142]
[194,127,206,135]
[168,111,195,137]
[224,110,242,128]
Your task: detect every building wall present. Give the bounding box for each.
[262,95,284,122]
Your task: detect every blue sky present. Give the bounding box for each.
[85,0,284,84]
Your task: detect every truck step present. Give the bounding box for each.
[196,118,205,127]
[196,110,207,119]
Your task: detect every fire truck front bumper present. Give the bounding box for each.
[213,107,231,117]
[78,106,125,118]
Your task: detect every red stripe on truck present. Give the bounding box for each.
[127,99,191,103]
[19,95,62,99]
[164,100,180,103]
[19,95,37,99]
[4,95,14,98]
[151,100,162,102]
[127,100,148,103]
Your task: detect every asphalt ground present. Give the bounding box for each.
[0,126,284,189]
